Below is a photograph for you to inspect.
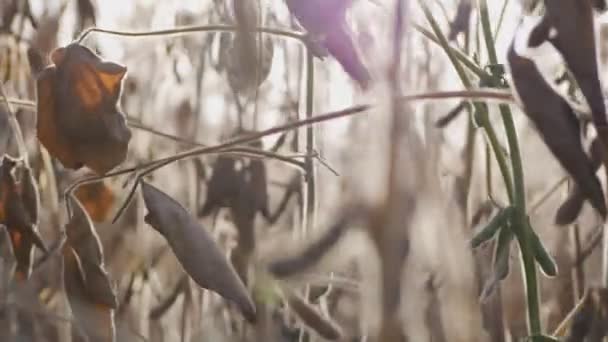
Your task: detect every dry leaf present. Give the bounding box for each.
[63,197,117,342]
[36,43,131,175]
[141,181,257,323]
[64,247,116,342]
[507,44,607,220]
[0,155,46,280]
[286,0,371,89]
[75,181,116,222]
[65,197,117,309]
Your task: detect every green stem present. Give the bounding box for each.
[419,1,514,201]
[479,0,541,337]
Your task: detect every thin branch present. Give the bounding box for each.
[77,24,305,44]
[60,90,514,221]
[528,176,568,215]
[0,83,29,165]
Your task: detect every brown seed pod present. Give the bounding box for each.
[36,43,131,174]
[141,181,256,323]
[556,137,605,225]
[529,0,606,129]
[508,42,606,220]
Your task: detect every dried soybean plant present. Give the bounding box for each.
[4,0,606,341]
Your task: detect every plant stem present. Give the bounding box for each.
[304,49,316,230]
[0,83,29,166]
[479,0,541,337]
[76,25,305,44]
[419,1,514,202]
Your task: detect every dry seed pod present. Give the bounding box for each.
[36,43,131,174]
[285,290,343,340]
[76,0,96,31]
[224,0,274,94]
[508,43,607,220]
[556,137,604,225]
[529,0,606,128]
[141,181,256,323]
[199,156,240,217]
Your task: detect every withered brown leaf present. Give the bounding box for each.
[63,247,116,342]
[141,181,256,323]
[75,181,115,222]
[0,155,46,280]
[36,43,131,175]
[65,196,117,309]
[63,197,116,342]
[507,44,607,220]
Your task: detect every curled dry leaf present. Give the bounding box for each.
[529,0,607,130]
[556,137,604,225]
[141,181,256,323]
[507,44,607,220]
[285,289,343,340]
[0,155,46,280]
[36,43,131,175]
[286,0,371,89]
[75,181,116,222]
[63,197,117,342]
